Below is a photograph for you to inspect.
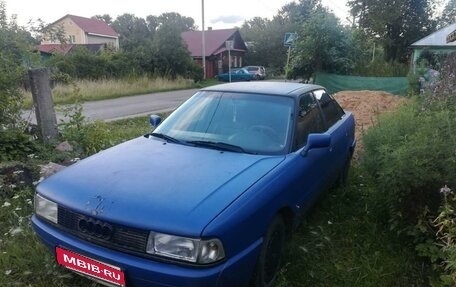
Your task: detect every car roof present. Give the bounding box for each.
[201,82,324,98]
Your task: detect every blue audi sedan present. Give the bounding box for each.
[33,82,355,287]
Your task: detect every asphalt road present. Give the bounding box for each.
[24,88,198,123]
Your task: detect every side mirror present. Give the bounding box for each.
[149,114,162,128]
[301,133,331,156]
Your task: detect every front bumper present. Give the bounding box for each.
[32,215,261,287]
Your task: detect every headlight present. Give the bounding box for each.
[34,193,58,224]
[146,232,225,264]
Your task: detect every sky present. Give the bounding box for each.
[5,0,350,29]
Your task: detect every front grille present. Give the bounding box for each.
[57,207,149,254]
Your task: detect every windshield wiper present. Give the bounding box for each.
[149,132,187,145]
[188,140,249,153]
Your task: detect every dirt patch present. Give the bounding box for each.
[334,90,407,160]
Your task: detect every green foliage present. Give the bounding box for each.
[151,21,196,78]
[278,167,428,286]
[351,31,409,77]
[0,50,24,128]
[363,100,456,228]
[0,1,40,162]
[0,183,98,286]
[59,100,111,156]
[290,6,357,78]
[438,0,456,28]
[354,59,409,77]
[428,186,456,286]
[240,16,292,72]
[362,55,456,284]
[59,87,153,156]
[424,54,456,110]
[46,12,198,81]
[0,130,37,161]
[111,12,195,53]
[348,0,436,63]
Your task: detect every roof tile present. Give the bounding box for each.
[182,29,246,57]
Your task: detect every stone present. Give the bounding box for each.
[55,141,73,152]
[40,162,66,179]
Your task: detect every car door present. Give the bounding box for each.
[312,89,348,183]
[287,92,333,213]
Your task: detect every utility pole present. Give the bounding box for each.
[29,68,59,143]
[201,0,206,79]
[226,40,234,82]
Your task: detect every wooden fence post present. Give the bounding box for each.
[28,68,59,143]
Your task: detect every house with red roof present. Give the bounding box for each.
[182,28,248,78]
[40,14,119,50]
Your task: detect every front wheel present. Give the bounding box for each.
[251,216,286,287]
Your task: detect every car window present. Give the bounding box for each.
[154,91,294,155]
[313,89,345,128]
[294,93,325,150]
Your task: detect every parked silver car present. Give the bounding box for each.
[244,66,266,80]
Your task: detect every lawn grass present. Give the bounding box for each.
[103,116,152,144]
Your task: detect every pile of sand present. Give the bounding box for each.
[334,90,407,160]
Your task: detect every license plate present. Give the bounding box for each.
[56,247,126,287]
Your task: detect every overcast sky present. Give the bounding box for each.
[5,0,350,29]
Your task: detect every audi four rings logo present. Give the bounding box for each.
[78,217,113,240]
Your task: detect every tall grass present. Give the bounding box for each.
[277,167,428,286]
[23,76,194,107]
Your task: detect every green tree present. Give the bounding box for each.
[290,7,356,78]
[156,12,195,32]
[279,0,321,23]
[94,14,113,24]
[348,0,436,62]
[111,14,152,52]
[151,19,196,78]
[0,0,38,160]
[240,16,292,72]
[438,0,456,28]
[0,0,34,127]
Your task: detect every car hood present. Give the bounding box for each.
[37,136,285,236]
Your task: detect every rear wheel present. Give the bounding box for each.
[251,216,286,287]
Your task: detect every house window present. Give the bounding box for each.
[239,57,242,67]
[69,35,76,43]
[233,56,238,67]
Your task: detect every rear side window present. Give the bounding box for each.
[313,90,345,128]
[294,93,325,150]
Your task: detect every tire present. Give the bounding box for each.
[254,74,260,80]
[251,216,286,287]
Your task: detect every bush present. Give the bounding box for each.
[59,102,112,156]
[0,50,24,128]
[0,130,37,161]
[362,54,456,284]
[363,101,455,227]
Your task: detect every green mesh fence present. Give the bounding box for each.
[314,73,409,95]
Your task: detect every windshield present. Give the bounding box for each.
[154,91,294,155]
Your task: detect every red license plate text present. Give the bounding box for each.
[56,247,126,286]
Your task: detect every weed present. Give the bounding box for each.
[23,76,195,107]
[277,167,429,286]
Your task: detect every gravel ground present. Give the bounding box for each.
[334,90,407,161]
